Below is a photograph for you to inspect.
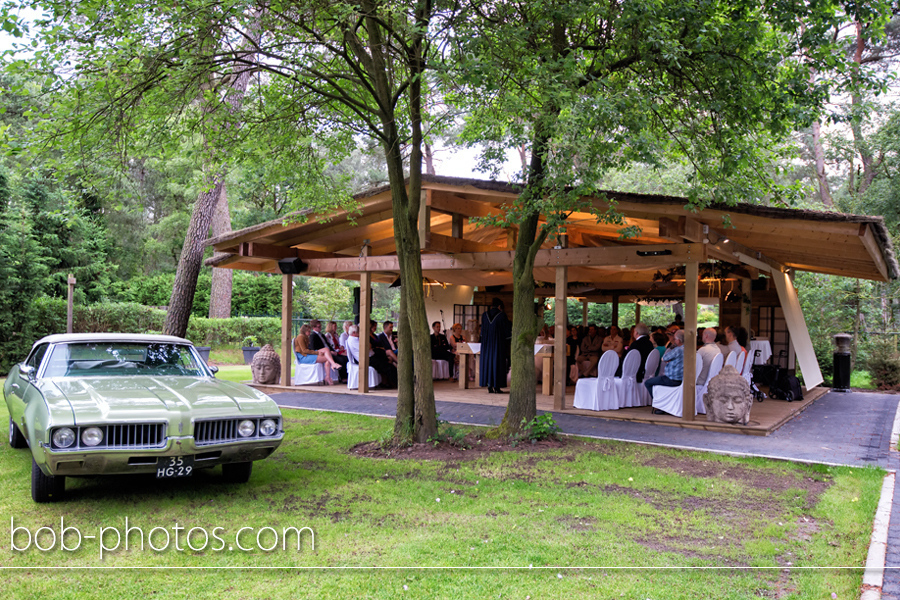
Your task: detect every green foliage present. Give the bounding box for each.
[867,336,900,390]
[428,418,471,448]
[297,278,355,322]
[0,197,50,370]
[520,413,561,442]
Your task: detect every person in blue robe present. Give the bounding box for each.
[479,297,511,393]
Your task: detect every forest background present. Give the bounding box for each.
[1,3,899,389]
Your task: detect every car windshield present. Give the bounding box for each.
[42,342,208,378]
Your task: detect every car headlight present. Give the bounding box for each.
[259,419,278,436]
[238,420,255,437]
[81,427,104,447]
[52,428,76,449]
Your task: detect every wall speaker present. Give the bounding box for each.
[277,257,307,274]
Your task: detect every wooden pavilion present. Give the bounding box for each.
[206,175,898,422]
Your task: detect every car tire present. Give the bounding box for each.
[31,458,65,503]
[222,461,253,484]
[9,417,28,449]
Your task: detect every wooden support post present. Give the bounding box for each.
[506,228,518,250]
[554,264,568,409]
[418,191,430,249]
[635,303,641,324]
[582,299,589,326]
[451,214,465,239]
[740,277,752,333]
[66,274,76,334]
[682,260,699,421]
[359,245,372,393]
[280,274,293,387]
[612,295,619,328]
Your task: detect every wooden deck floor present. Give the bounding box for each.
[254,378,826,437]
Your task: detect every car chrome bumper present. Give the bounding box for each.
[36,434,284,476]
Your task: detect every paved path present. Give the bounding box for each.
[274,389,900,593]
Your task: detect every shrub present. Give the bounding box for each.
[867,337,900,390]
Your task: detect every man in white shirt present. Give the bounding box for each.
[698,327,722,385]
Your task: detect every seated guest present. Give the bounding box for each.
[602,325,624,357]
[566,326,580,383]
[293,324,341,385]
[645,329,685,413]
[576,324,603,378]
[697,327,722,385]
[626,322,655,382]
[736,326,750,363]
[369,320,397,387]
[325,321,341,352]
[309,319,348,381]
[376,320,399,365]
[652,331,668,359]
[718,325,743,359]
[339,320,353,354]
[431,321,455,363]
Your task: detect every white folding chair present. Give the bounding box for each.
[615,350,641,408]
[725,351,737,369]
[574,350,620,411]
[652,351,703,418]
[293,358,325,385]
[345,341,381,390]
[696,352,724,414]
[638,351,660,407]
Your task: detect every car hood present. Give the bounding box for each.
[43,377,277,426]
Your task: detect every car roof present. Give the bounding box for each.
[34,333,194,346]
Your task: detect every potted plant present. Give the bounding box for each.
[241,335,261,364]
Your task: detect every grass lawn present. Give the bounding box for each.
[0,399,884,599]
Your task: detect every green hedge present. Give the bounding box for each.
[0,298,282,370]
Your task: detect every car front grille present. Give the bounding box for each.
[194,417,280,446]
[105,423,167,449]
[51,423,167,450]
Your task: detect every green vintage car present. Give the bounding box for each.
[4,333,284,502]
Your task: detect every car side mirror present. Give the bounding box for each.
[18,364,35,381]
[208,365,219,375]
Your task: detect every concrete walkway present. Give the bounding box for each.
[273,389,900,594]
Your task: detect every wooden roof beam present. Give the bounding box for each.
[859,223,891,281]
[303,243,707,274]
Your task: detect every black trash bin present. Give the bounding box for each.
[832,333,852,392]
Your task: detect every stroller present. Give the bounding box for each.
[765,349,803,402]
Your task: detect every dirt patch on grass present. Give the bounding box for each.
[350,434,566,461]
[642,455,831,508]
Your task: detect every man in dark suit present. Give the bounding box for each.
[369,320,397,388]
[309,319,348,381]
[628,322,656,383]
[376,321,399,364]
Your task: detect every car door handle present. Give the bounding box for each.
[11,384,19,390]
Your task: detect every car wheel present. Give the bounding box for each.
[222,461,253,484]
[9,417,28,449]
[31,458,65,503]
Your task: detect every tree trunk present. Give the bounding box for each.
[208,185,233,319]
[355,0,435,444]
[163,13,260,337]
[850,21,880,197]
[164,179,225,337]
[497,121,554,435]
[811,121,833,206]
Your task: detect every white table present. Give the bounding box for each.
[749,340,772,365]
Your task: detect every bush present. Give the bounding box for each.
[186,316,282,347]
[867,337,900,390]
[2,298,282,363]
